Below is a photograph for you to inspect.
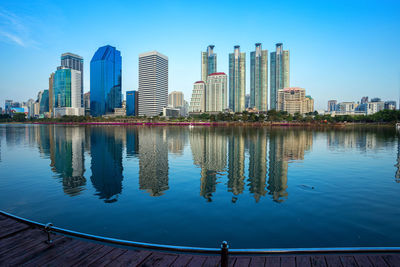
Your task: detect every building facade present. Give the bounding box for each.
[277,87,314,115]
[84,92,90,115]
[61,53,83,107]
[126,90,139,116]
[168,91,184,108]
[338,102,358,112]
[229,45,246,112]
[189,81,206,113]
[270,43,290,110]
[385,101,396,110]
[39,90,49,114]
[49,73,54,117]
[327,100,337,112]
[90,45,122,117]
[53,67,84,116]
[206,72,228,112]
[138,51,168,117]
[250,43,268,112]
[201,45,217,82]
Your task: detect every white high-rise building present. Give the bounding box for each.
[189,81,206,113]
[168,91,184,108]
[206,72,228,112]
[138,51,168,117]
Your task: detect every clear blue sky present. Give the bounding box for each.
[0,0,399,110]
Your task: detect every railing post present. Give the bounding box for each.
[221,241,229,267]
[44,223,54,244]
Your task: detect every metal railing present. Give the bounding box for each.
[2,210,400,267]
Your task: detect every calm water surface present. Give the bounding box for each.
[0,124,399,248]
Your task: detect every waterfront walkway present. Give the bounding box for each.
[1,214,399,266]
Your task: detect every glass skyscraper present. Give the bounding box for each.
[53,67,82,111]
[39,89,49,114]
[61,53,84,107]
[270,43,290,110]
[201,45,217,82]
[229,45,246,112]
[90,45,122,117]
[126,90,138,116]
[250,43,268,111]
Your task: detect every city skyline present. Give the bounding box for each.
[0,1,399,110]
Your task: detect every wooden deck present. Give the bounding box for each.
[0,214,400,266]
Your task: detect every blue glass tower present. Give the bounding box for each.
[90,45,122,117]
[39,90,49,114]
[126,90,138,116]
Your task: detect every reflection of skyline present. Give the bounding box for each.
[138,127,169,196]
[14,125,400,203]
[190,127,227,201]
[396,136,400,183]
[90,127,123,202]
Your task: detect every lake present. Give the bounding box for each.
[0,124,399,249]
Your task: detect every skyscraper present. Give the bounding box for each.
[49,73,54,117]
[250,43,268,111]
[61,53,84,107]
[90,45,122,117]
[138,51,168,117]
[201,45,217,82]
[270,43,290,110]
[229,45,246,112]
[206,72,228,112]
[39,89,49,114]
[53,67,84,116]
[126,90,139,116]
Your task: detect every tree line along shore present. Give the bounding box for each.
[0,109,398,125]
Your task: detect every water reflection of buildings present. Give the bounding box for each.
[167,127,188,155]
[138,127,169,196]
[190,127,227,201]
[49,126,86,196]
[227,128,245,196]
[126,127,139,158]
[90,127,123,202]
[248,128,267,202]
[396,136,400,183]
[268,131,311,202]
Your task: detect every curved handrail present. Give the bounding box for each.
[2,210,400,255]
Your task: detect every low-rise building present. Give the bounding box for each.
[277,87,314,115]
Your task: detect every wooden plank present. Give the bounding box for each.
[353,255,373,267]
[367,255,389,267]
[2,236,72,266]
[88,248,127,267]
[281,256,296,267]
[265,256,280,267]
[311,256,327,267]
[234,256,251,267]
[249,256,265,267]
[108,249,152,266]
[296,255,312,267]
[0,220,30,239]
[169,254,193,267]
[339,256,357,267]
[140,251,178,267]
[0,228,44,254]
[43,240,104,266]
[202,256,221,267]
[186,256,207,267]
[21,238,84,266]
[381,254,400,267]
[74,245,115,266]
[324,255,343,267]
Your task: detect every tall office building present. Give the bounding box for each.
[270,43,290,110]
[201,45,217,82]
[49,73,54,117]
[138,51,168,117]
[168,91,184,108]
[206,73,228,112]
[229,45,246,112]
[189,81,206,113]
[61,53,84,107]
[126,90,139,116]
[53,67,84,116]
[327,100,337,112]
[250,43,268,111]
[90,45,122,117]
[5,100,12,114]
[39,90,49,114]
